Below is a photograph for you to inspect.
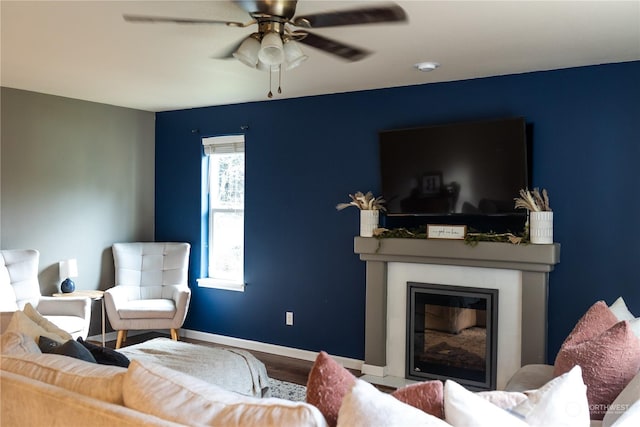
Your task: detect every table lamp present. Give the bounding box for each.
[59,259,78,293]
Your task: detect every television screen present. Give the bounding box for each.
[379,117,529,217]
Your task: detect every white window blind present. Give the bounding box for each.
[202,135,245,155]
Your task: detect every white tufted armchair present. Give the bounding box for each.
[0,249,91,339]
[104,242,191,349]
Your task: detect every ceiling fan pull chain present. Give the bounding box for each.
[278,65,282,94]
[268,67,273,98]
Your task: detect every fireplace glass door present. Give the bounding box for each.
[407,282,498,390]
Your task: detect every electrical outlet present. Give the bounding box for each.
[286,311,294,326]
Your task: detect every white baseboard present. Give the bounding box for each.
[181,328,363,372]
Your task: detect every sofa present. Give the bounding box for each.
[0,332,327,427]
[2,297,639,426]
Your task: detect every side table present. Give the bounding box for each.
[53,290,105,346]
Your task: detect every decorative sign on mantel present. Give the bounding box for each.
[427,224,467,240]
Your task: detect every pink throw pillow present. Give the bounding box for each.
[554,302,640,420]
[391,381,444,419]
[306,351,447,425]
[306,351,356,427]
[559,301,618,348]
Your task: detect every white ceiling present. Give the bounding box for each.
[2,1,639,112]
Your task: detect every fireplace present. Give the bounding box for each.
[407,282,498,390]
[353,237,560,389]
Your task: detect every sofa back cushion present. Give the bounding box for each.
[0,353,126,404]
[123,359,328,427]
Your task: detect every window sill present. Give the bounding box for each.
[197,278,245,292]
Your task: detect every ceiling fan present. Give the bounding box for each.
[124,0,408,97]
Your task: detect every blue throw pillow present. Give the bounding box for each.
[38,336,97,364]
[77,337,130,368]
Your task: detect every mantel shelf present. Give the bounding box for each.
[354,237,560,273]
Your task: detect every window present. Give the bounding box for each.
[198,135,245,291]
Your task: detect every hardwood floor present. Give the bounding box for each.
[107,332,359,386]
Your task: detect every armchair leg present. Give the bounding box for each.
[115,330,127,349]
[170,328,179,341]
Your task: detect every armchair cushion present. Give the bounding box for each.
[117,299,176,319]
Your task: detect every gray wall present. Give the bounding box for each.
[1,88,155,334]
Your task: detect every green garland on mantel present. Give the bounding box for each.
[374,226,529,246]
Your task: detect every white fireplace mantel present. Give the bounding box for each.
[354,237,560,384]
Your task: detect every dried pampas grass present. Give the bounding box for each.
[514,188,551,212]
[336,191,386,211]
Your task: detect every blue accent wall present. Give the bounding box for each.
[156,61,640,362]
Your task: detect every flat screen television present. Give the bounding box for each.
[379,117,529,230]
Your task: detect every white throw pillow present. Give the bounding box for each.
[445,380,529,427]
[123,359,328,427]
[22,303,73,342]
[336,379,450,427]
[0,331,42,355]
[444,365,590,427]
[609,297,640,337]
[5,310,67,344]
[510,365,590,426]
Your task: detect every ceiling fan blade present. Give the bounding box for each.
[296,32,370,62]
[292,3,406,28]
[123,14,247,27]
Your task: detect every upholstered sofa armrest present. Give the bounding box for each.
[504,364,555,392]
[36,296,91,319]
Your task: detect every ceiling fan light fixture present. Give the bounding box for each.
[258,31,285,66]
[233,35,261,68]
[283,39,308,70]
[257,61,280,72]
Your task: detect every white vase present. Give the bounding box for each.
[360,210,379,237]
[529,211,553,244]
